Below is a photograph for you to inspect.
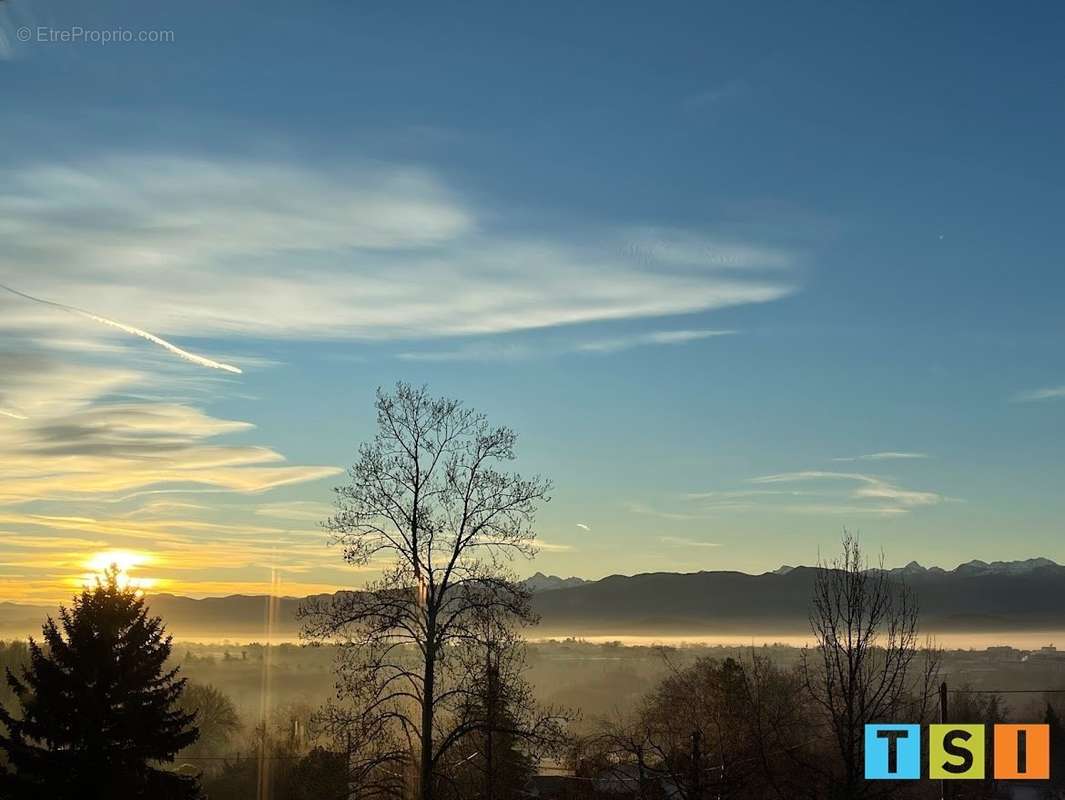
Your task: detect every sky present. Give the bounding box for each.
[1,1,1063,602]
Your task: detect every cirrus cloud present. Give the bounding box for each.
[748,470,944,512]
[0,154,798,345]
[1013,385,1065,403]
[831,451,930,462]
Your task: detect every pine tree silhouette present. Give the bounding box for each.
[1045,702,1065,789]
[0,566,199,799]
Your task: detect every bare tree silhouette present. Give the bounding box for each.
[437,617,569,800]
[301,383,553,800]
[577,647,819,800]
[801,532,940,800]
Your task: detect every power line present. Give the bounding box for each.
[949,688,1065,694]
[176,755,308,761]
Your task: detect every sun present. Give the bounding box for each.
[83,550,156,591]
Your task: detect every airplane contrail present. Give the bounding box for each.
[0,408,28,420]
[0,283,242,374]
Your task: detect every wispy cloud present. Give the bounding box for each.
[642,469,947,523]
[624,501,706,521]
[682,489,805,501]
[0,155,797,346]
[0,416,340,504]
[536,540,574,553]
[399,329,737,362]
[575,329,735,354]
[659,536,720,548]
[0,355,339,506]
[773,504,909,516]
[255,501,335,522]
[1013,385,1065,402]
[575,522,591,531]
[749,471,943,511]
[397,342,536,363]
[831,451,930,462]
[0,352,137,424]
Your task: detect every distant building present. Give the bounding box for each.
[1027,644,1065,663]
[985,646,1022,661]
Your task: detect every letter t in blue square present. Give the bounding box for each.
[865,724,921,780]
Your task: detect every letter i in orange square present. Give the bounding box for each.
[994,724,1050,780]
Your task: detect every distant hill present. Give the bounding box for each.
[1,559,1062,640]
[0,602,53,635]
[0,594,309,641]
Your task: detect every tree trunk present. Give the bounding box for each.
[421,635,436,800]
[485,650,497,800]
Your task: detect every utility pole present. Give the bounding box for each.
[690,729,703,800]
[346,729,353,800]
[939,681,948,800]
[485,642,499,800]
[635,744,647,800]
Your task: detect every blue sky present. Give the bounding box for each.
[1,1,1063,599]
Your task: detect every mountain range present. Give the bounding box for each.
[524,572,589,592]
[772,558,1058,579]
[0,559,1061,640]
[529,558,1065,635]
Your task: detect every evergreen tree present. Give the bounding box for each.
[1045,702,1065,789]
[0,567,199,799]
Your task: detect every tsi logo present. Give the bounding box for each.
[864,723,1050,781]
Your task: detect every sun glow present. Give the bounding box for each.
[82,550,157,591]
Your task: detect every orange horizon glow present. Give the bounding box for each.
[80,549,157,592]
[1,569,349,606]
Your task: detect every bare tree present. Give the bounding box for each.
[177,683,241,766]
[438,618,570,800]
[585,653,816,800]
[584,715,654,800]
[301,383,552,800]
[312,700,410,800]
[801,532,940,800]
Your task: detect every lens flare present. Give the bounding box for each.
[83,550,156,591]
